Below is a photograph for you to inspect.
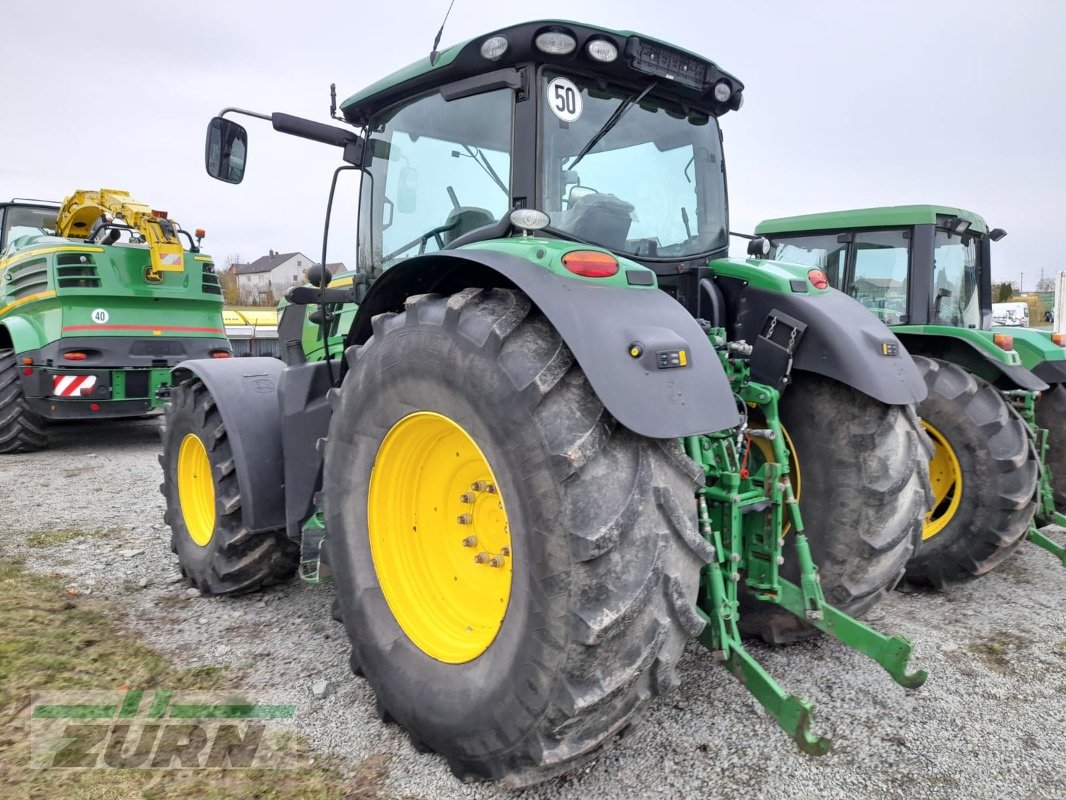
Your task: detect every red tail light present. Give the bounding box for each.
[210,350,231,359]
[994,333,1014,351]
[89,403,101,411]
[807,269,829,290]
[63,352,87,361]
[562,250,619,278]
[23,367,33,376]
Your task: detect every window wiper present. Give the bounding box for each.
[456,144,508,195]
[567,82,657,171]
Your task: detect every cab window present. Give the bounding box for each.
[361,88,513,270]
[851,230,910,325]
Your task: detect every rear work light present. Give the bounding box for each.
[210,350,231,359]
[807,269,829,290]
[1052,333,1066,347]
[562,250,619,278]
[993,333,1014,351]
[63,352,87,361]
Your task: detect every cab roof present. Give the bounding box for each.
[340,19,743,126]
[755,205,988,236]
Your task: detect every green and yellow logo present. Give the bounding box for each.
[31,689,298,769]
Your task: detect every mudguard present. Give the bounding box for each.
[0,316,45,354]
[721,281,927,406]
[348,250,740,438]
[171,357,286,534]
[893,333,1048,392]
[1032,359,1066,386]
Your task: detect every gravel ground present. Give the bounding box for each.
[2,417,1065,799]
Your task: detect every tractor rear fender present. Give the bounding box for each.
[721,281,927,405]
[893,331,1049,392]
[0,316,46,355]
[347,250,740,439]
[171,357,286,534]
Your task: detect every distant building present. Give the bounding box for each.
[231,251,345,303]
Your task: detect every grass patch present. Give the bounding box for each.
[967,632,1031,674]
[25,529,122,548]
[0,559,391,799]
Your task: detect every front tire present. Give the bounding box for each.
[0,349,47,453]
[324,288,710,786]
[904,356,1038,587]
[160,379,297,594]
[739,372,930,643]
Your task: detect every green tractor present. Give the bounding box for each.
[0,191,230,453]
[160,22,931,784]
[755,205,1066,584]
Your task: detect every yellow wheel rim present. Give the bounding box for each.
[367,412,512,664]
[748,421,802,534]
[177,433,215,547]
[922,421,962,540]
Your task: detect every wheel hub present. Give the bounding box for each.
[367,411,512,664]
[922,421,962,540]
[177,433,215,547]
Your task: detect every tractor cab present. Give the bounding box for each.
[756,205,996,330]
[207,21,742,299]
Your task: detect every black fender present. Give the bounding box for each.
[894,333,1048,392]
[347,250,740,438]
[722,281,927,405]
[1029,358,1066,388]
[172,358,286,534]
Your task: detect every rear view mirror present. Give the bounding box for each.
[205,117,248,184]
[397,167,418,214]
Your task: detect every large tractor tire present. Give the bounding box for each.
[324,288,710,786]
[739,372,930,644]
[0,349,47,453]
[904,356,1038,587]
[160,378,298,594]
[1035,382,1066,509]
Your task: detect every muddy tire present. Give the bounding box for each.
[0,349,47,453]
[324,288,709,786]
[904,356,1037,588]
[160,378,298,595]
[739,372,930,644]
[1035,382,1066,510]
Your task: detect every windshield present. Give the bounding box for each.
[539,73,727,260]
[768,233,847,287]
[1,205,58,252]
[933,230,981,329]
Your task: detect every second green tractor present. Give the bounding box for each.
[757,204,1066,585]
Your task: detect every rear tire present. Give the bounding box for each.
[904,356,1037,587]
[160,378,298,595]
[739,372,929,644]
[1035,383,1066,511]
[0,349,47,453]
[325,288,709,786]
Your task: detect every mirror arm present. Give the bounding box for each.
[218,107,272,122]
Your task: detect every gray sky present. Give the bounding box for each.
[3,1,1063,288]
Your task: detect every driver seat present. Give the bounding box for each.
[566,193,634,250]
[442,207,495,246]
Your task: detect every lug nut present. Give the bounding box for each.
[485,483,497,494]
[488,556,505,568]
[474,552,489,564]
[461,536,478,548]
[457,514,473,525]
[471,481,488,492]
[460,492,476,504]
[499,546,510,557]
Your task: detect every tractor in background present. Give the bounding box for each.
[0,190,229,453]
[160,22,931,785]
[756,205,1066,583]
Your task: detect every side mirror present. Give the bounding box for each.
[205,117,248,184]
[747,236,771,257]
[989,227,1007,242]
[397,167,418,214]
[567,185,597,206]
[306,263,332,288]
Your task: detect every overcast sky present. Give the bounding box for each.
[3,1,1063,288]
